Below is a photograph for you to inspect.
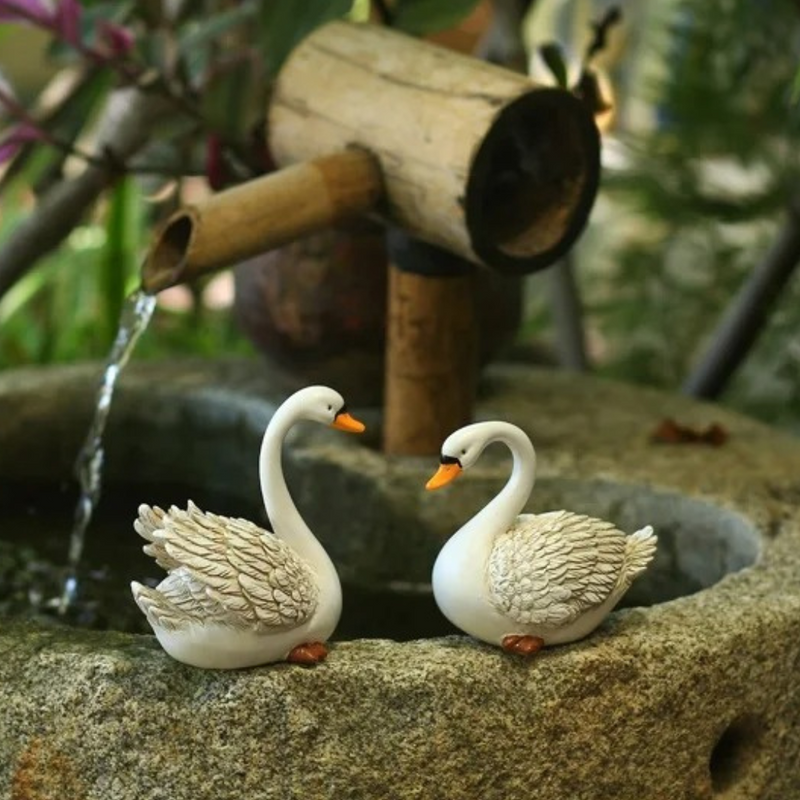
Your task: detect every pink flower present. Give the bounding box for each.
[0,1,84,45]
[205,134,230,191]
[97,19,134,56]
[53,0,81,44]
[0,1,136,59]
[0,0,54,26]
[0,123,43,165]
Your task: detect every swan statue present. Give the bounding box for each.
[130,386,364,669]
[426,421,657,657]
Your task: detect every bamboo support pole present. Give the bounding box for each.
[141,150,383,294]
[383,235,478,455]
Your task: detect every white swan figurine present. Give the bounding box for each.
[427,421,657,656]
[130,386,364,669]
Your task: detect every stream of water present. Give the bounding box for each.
[57,289,157,613]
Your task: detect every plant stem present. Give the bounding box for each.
[0,6,261,175]
[0,89,167,299]
[0,84,191,176]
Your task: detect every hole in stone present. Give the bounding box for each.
[709,714,765,796]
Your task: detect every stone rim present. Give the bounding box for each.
[1,360,799,799]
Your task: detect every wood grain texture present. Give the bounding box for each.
[270,21,600,274]
[270,22,527,264]
[383,264,478,455]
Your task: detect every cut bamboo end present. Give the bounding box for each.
[141,209,198,294]
[141,150,384,294]
[465,89,600,273]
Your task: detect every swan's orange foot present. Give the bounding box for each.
[287,641,329,665]
[502,634,545,657]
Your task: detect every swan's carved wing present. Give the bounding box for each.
[134,502,318,632]
[488,510,627,628]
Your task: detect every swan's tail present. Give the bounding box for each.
[134,503,175,569]
[133,503,166,542]
[131,580,184,631]
[620,525,657,588]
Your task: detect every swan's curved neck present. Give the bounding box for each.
[432,423,537,638]
[469,424,536,540]
[433,423,537,626]
[259,402,326,565]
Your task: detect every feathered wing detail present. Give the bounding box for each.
[488,511,654,628]
[134,504,179,570]
[131,568,222,631]
[133,502,318,632]
[619,525,658,589]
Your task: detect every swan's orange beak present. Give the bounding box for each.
[331,410,366,433]
[425,462,463,490]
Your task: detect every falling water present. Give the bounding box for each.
[58,289,157,614]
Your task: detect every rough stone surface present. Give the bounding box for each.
[1,359,800,799]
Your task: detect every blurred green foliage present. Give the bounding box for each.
[0,0,481,370]
[0,181,254,366]
[580,0,800,427]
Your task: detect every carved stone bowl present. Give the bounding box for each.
[1,360,798,799]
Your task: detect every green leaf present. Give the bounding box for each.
[201,56,259,139]
[791,65,800,106]
[134,0,165,27]
[0,68,113,194]
[538,42,569,90]
[179,4,257,55]
[392,0,482,35]
[0,257,52,326]
[178,3,258,84]
[258,0,353,77]
[347,0,371,22]
[47,1,132,60]
[98,176,141,346]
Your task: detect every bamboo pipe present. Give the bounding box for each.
[141,150,384,294]
[142,22,600,293]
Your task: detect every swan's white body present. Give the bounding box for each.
[431,422,657,649]
[131,387,360,669]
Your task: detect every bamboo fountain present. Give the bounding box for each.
[142,20,600,455]
[3,20,798,800]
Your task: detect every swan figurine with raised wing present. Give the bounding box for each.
[131,386,364,669]
[426,421,656,657]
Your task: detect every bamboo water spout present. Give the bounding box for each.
[142,151,383,294]
[141,21,600,294]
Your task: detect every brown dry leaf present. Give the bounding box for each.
[650,418,729,447]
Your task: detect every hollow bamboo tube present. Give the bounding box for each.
[383,264,478,456]
[141,150,383,294]
[270,21,600,275]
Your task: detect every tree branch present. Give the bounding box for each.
[683,200,800,398]
[0,88,168,299]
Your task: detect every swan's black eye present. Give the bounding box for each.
[461,449,467,456]
[327,405,333,412]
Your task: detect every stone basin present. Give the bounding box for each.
[1,359,799,799]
